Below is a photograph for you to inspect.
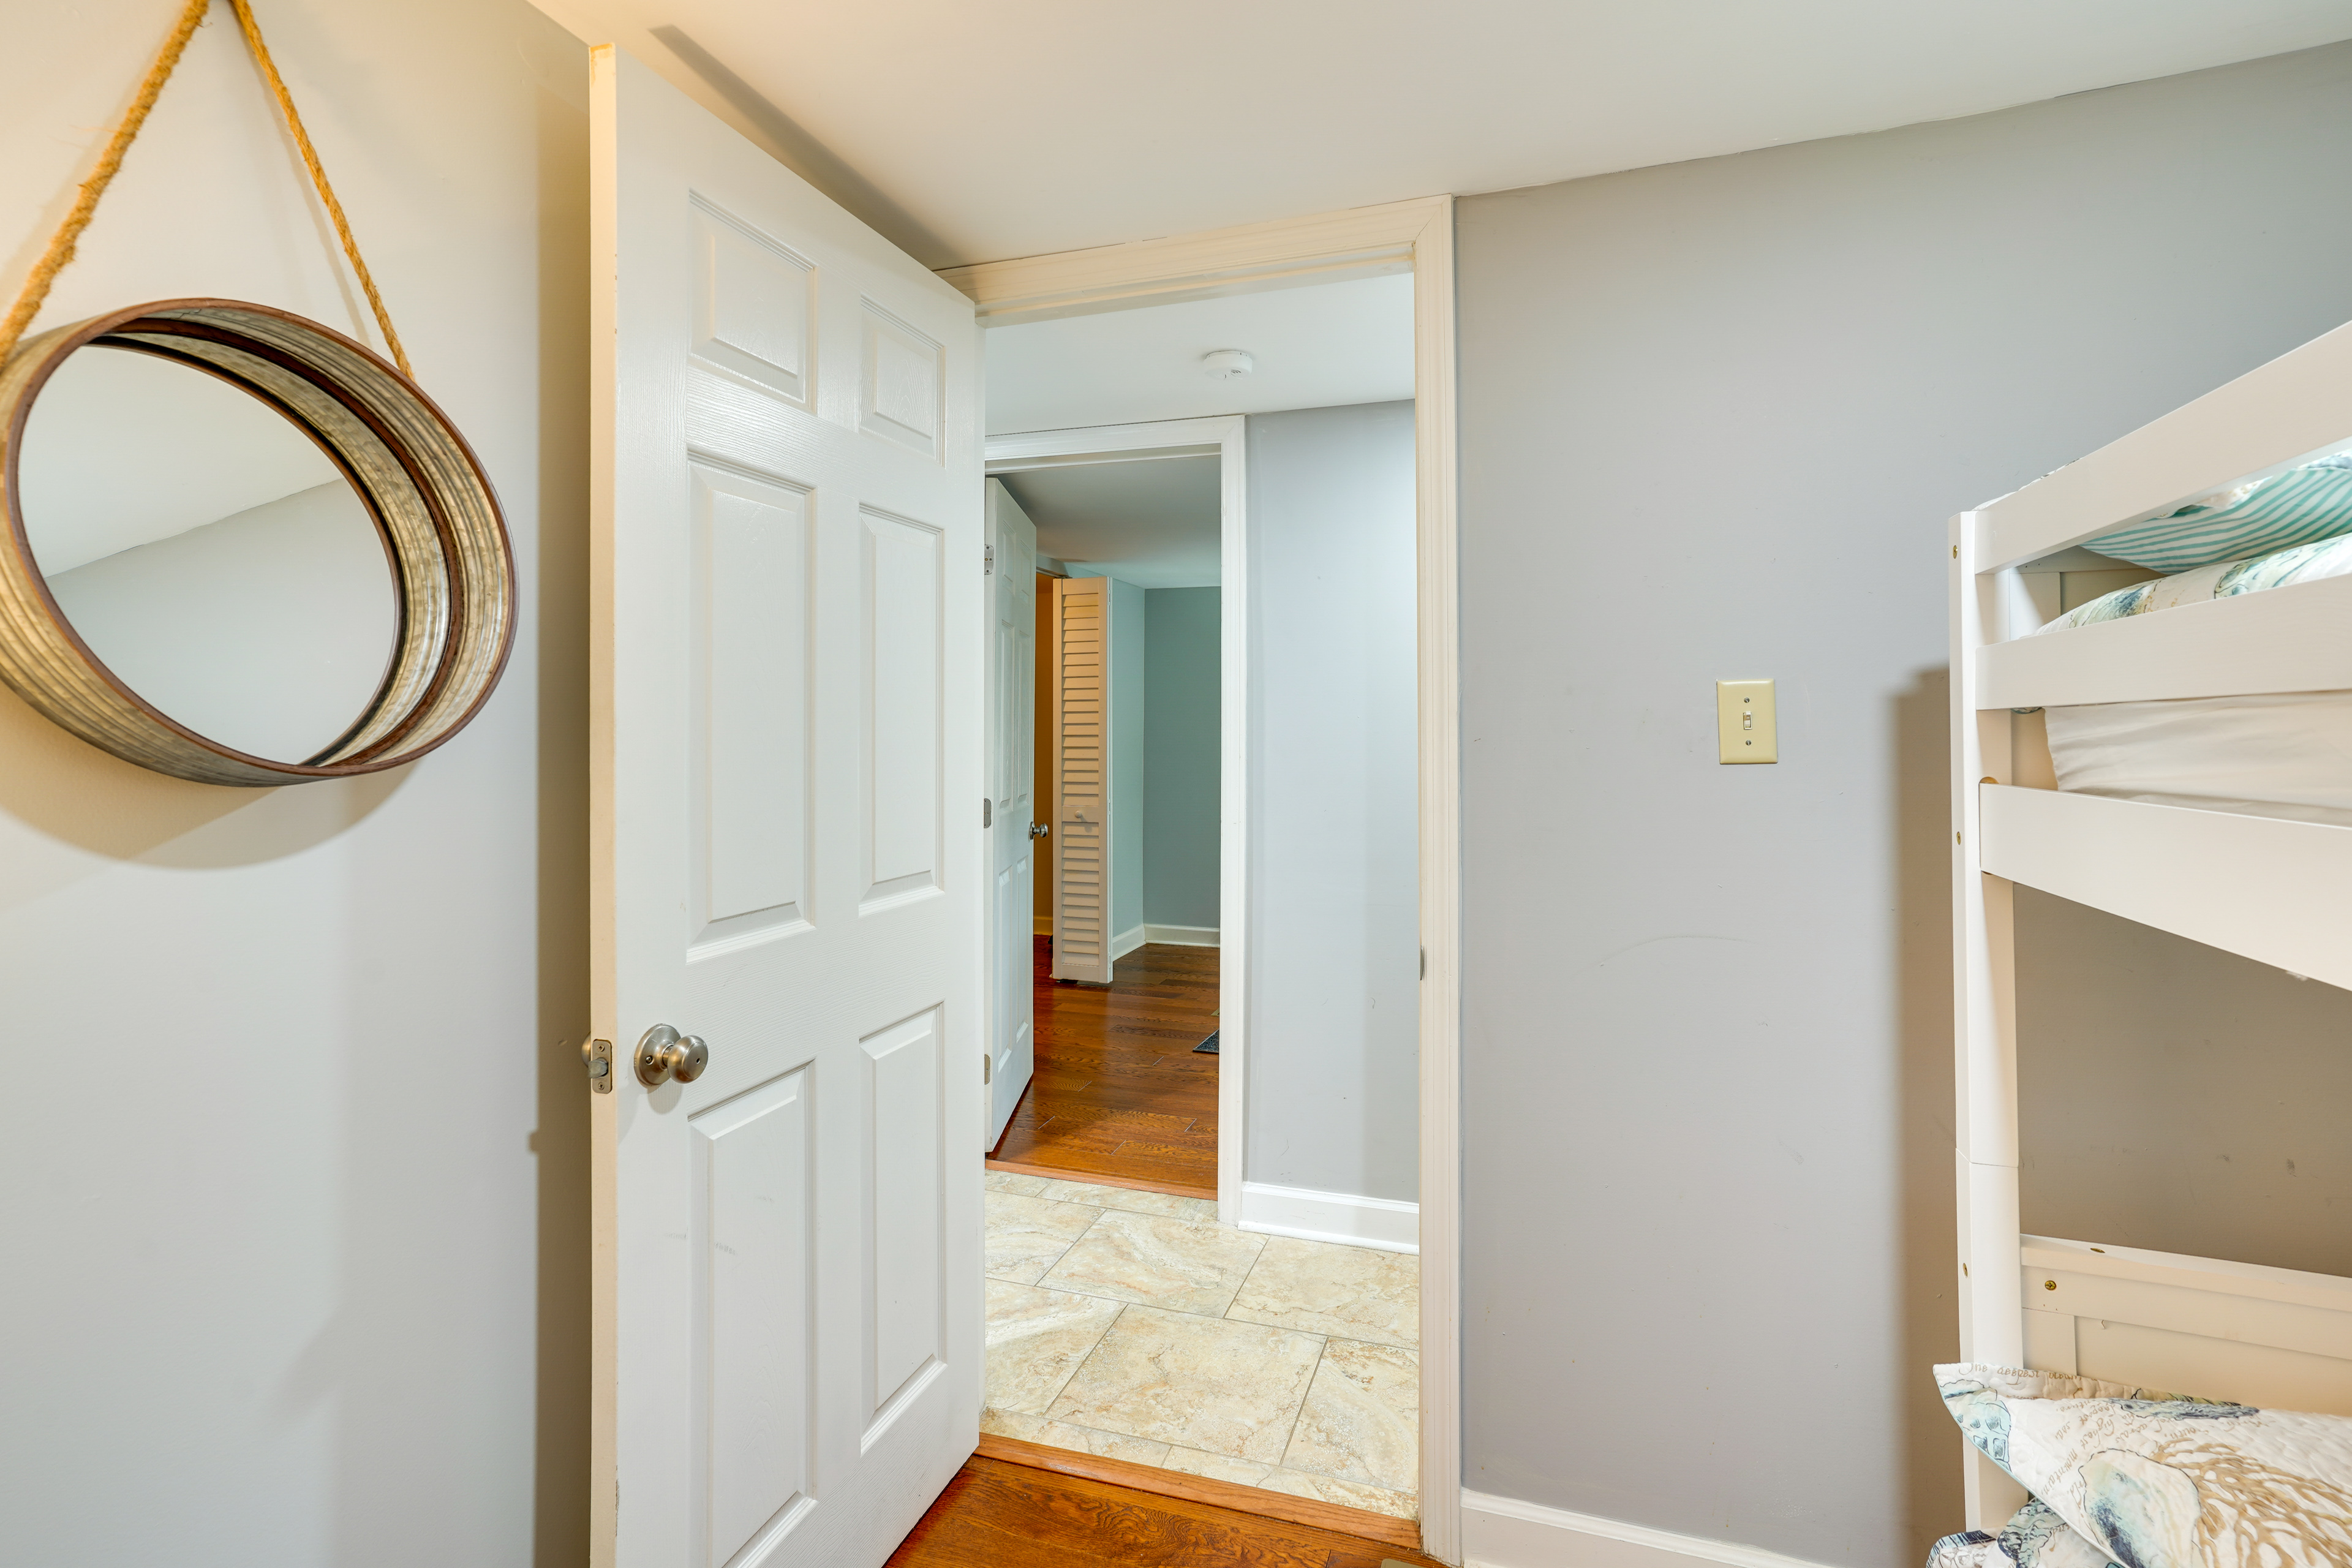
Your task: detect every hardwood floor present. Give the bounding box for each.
[886,1452,1441,1568]
[987,937,1219,1195]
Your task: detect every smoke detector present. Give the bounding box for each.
[1200,349,1254,380]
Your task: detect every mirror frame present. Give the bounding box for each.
[0,299,513,785]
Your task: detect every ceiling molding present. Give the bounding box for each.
[986,444,1222,473]
[940,197,1446,326]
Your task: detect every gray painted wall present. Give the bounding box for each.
[1456,40,2352,1566]
[1144,587,1221,931]
[1247,402,1419,1202]
[0,1,590,1559]
[1111,576,1147,943]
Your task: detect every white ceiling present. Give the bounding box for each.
[532,0,2352,270]
[998,458,1221,589]
[987,272,1412,435]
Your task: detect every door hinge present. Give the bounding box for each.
[582,1038,613,1094]
[984,543,995,575]
[982,796,993,828]
[984,1052,992,1084]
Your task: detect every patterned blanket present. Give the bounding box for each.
[1928,1363,2352,1568]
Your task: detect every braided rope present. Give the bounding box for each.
[224,0,410,377]
[0,0,210,371]
[0,0,412,379]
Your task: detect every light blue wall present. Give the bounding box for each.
[1455,39,2352,1566]
[1110,576,1147,945]
[1143,588,1219,930]
[1245,401,1419,1203]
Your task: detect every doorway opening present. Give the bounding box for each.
[990,434,1228,1199]
[974,271,1428,1533]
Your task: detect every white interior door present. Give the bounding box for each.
[590,47,981,1568]
[986,481,1037,1145]
[1049,576,1115,984]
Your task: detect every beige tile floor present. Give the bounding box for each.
[981,1170,1422,1520]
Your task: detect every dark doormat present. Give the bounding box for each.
[1193,1030,1219,1054]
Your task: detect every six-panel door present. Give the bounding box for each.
[593,46,982,1568]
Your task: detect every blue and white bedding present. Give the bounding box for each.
[2082,455,2352,574]
[2017,457,2352,820]
[2037,532,2352,637]
[2034,456,2352,636]
[1928,1363,2352,1568]
[1930,1496,2120,1568]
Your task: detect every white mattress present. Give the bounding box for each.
[2045,689,2352,827]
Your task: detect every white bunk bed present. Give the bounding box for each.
[1950,319,2352,1533]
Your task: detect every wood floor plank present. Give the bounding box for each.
[986,1138,1213,1190]
[971,1436,1425,1553]
[885,1452,1440,1568]
[1033,1082,1213,1117]
[985,1158,1216,1200]
[994,938,1219,1190]
[1074,1060,1218,1090]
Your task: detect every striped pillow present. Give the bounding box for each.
[2086,455,2352,572]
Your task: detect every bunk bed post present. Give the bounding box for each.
[1950,510,2029,1532]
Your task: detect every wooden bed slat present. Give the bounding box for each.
[1977,785,2352,989]
[1975,318,2352,571]
[1978,570,2352,709]
[2019,1236,2352,1415]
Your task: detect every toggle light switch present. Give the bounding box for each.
[1716,680,1776,764]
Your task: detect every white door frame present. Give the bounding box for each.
[950,194,1462,1564]
[985,415,1248,1208]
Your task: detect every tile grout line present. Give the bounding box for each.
[990,1181,1421,1512]
[1267,1330,1330,1481]
[989,1194,1107,1287]
[1028,1298,1128,1422]
[1221,1229,1275,1319]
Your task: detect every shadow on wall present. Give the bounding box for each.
[0,687,409,878]
[1893,666,1962,1556]
[2015,883,2352,1280]
[0,4,591,1563]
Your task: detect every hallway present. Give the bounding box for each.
[990,938,1219,1195]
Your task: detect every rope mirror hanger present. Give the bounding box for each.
[0,0,512,785]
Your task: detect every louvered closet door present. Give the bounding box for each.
[1051,577,1114,983]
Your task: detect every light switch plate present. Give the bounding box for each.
[1717,679,1776,763]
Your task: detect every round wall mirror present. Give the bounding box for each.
[0,301,512,785]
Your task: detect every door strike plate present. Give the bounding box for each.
[582,1038,614,1094]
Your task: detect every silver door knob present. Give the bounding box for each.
[1029,821,1049,839]
[635,1023,709,1087]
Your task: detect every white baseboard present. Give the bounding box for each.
[1033,916,1052,936]
[1462,1490,1839,1568]
[1142,923,1219,946]
[1238,1182,1417,1254]
[1110,924,1146,961]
